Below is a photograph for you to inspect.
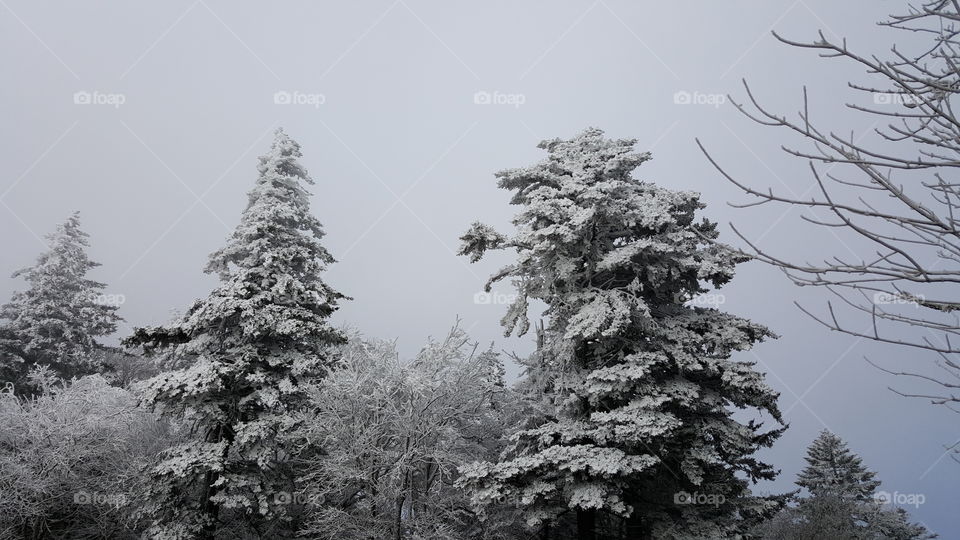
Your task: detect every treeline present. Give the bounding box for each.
[0,129,932,539]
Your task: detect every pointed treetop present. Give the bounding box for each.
[205,128,332,279]
[49,211,91,255]
[797,430,881,501]
[256,127,313,186]
[55,210,86,238]
[15,211,99,280]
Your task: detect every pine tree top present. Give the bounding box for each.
[797,430,881,501]
[13,211,99,282]
[126,127,346,383]
[460,128,771,350]
[1,212,121,381]
[135,128,348,349]
[206,128,331,278]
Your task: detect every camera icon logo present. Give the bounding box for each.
[274,91,292,105]
[874,93,893,105]
[473,91,492,105]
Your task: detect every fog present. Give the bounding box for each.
[1,1,956,534]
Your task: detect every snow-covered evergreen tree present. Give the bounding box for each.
[125,128,346,539]
[759,430,934,539]
[0,212,121,388]
[457,128,785,539]
[797,430,880,500]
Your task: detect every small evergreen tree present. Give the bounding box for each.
[0,212,121,388]
[759,430,934,539]
[125,128,346,539]
[797,430,880,501]
[457,128,785,539]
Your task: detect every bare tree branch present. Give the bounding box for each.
[699,1,960,455]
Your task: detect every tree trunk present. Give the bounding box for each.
[199,422,230,539]
[576,509,596,540]
[199,469,220,540]
[626,511,653,540]
[394,495,404,540]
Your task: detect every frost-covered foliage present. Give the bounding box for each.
[458,128,786,538]
[0,212,121,389]
[758,431,934,539]
[290,326,523,540]
[125,128,346,539]
[0,372,167,539]
[797,430,880,500]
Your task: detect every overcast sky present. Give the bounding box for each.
[1,0,957,534]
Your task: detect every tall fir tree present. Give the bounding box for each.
[0,212,121,388]
[760,430,934,539]
[126,128,346,539]
[457,128,785,539]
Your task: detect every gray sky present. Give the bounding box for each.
[1,1,956,534]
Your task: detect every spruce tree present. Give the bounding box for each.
[762,430,934,539]
[0,212,121,387]
[797,430,880,500]
[126,128,346,539]
[457,128,785,539]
